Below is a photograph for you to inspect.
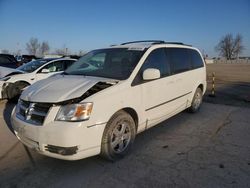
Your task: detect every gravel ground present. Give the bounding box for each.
[0,63,250,188]
[204,63,250,108]
[0,101,250,188]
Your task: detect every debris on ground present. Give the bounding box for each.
[219,164,225,169]
[162,145,169,149]
[177,152,185,155]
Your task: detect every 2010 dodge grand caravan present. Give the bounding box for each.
[11,41,206,161]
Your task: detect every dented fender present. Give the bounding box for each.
[0,81,29,100]
[0,81,14,99]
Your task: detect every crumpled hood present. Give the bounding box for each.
[21,74,116,103]
[0,66,24,78]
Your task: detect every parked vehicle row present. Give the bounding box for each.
[10,40,207,161]
[0,54,81,70]
[15,55,38,65]
[0,54,20,69]
[0,58,76,100]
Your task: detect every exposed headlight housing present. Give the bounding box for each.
[55,103,93,121]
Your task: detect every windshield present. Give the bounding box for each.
[64,48,146,80]
[17,59,51,73]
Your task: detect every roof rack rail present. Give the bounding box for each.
[164,42,192,46]
[120,40,191,47]
[121,40,165,45]
[164,42,184,45]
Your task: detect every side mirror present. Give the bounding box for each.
[41,68,50,73]
[143,68,160,81]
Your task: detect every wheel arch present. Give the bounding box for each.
[122,107,139,131]
[197,83,204,93]
[100,107,138,160]
[106,107,139,132]
[5,80,30,99]
[15,80,31,86]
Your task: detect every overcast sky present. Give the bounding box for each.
[0,0,249,57]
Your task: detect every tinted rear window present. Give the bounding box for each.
[167,48,191,74]
[64,60,75,69]
[188,49,204,68]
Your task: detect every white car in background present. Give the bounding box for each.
[0,58,76,100]
[0,66,24,78]
[11,41,206,161]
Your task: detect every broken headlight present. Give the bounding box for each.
[56,103,93,121]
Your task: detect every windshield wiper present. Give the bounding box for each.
[63,72,88,77]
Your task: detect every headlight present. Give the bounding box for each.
[55,103,93,121]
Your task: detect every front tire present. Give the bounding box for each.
[100,111,136,161]
[188,87,203,113]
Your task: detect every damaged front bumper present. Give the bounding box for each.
[0,81,7,99]
[0,81,14,100]
[0,81,28,100]
[11,105,107,160]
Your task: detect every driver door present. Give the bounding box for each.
[133,48,174,128]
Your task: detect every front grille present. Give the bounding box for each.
[16,100,53,125]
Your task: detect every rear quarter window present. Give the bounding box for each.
[188,49,204,69]
[64,60,76,69]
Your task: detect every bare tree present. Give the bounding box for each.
[39,41,50,56]
[215,33,244,60]
[55,48,66,55]
[54,45,70,56]
[16,49,22,56]
[233,34,244,58]
[26,37,40,55]
[78,50,86,56]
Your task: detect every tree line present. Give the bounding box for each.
[27,34,245,59]
[26,38,49,56]
[2,35,245,59]
[25,37,85,57]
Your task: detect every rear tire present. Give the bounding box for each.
[188,87,203,113]
[100,111,136,161]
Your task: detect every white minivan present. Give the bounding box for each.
[11,41,206,161]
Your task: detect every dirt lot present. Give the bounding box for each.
[0,63,250,188]
[205,63,250,108]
